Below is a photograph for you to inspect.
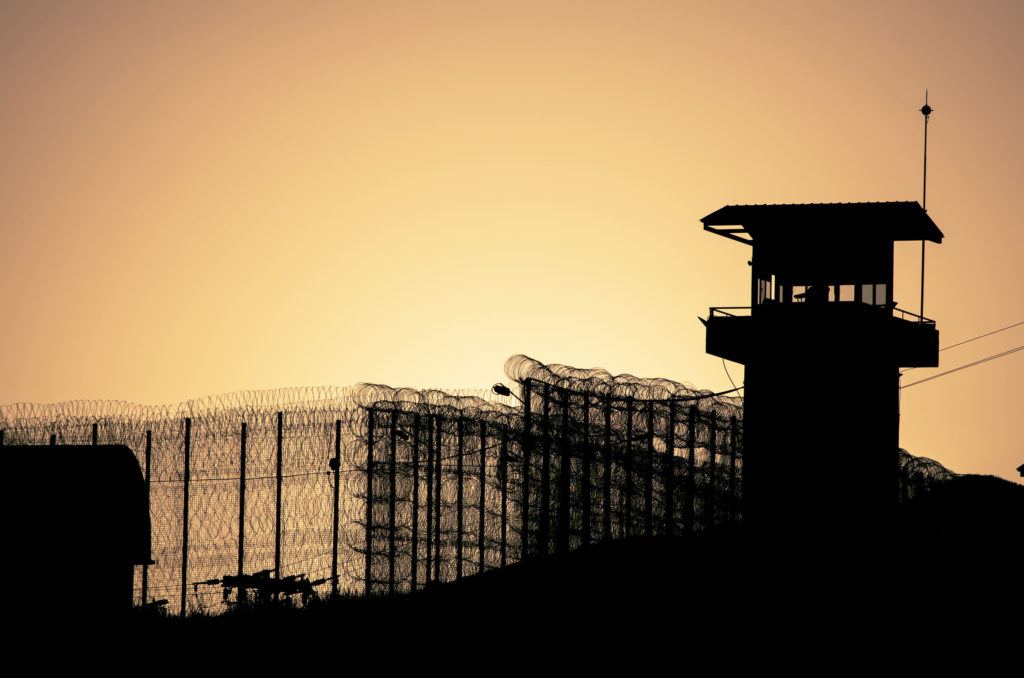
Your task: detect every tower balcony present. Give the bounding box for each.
[705,302,938,367]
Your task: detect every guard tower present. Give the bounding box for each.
[702,202,943,535]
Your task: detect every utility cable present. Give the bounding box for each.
[905,320,1024,371]
[901,344,1023,389]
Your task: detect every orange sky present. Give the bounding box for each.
[2,1,1021,482]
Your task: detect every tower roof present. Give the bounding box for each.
[701,201,944,245]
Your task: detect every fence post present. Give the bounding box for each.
[50,434,56,445]
[540,382,551,556]
[624,397,633,538]
[91,422,98,445]
[238,422,248,603]
[603,396,612,542]
[521,379,532,559]
[0,430,4,446]
[644,400,654,538]
[141,429,151,606]
[364,408,375,598]
[180,417,191,617]
[686,406,696,535]
[275,411,283,593]
[707,410,717,529]
[456,417,464,580]
[332,419,341,597]
[388,410,397,596]
[500,425,509,568]
[729,416,738,525]
[411,413,420,592]
[665,400,676,537]
[425,415,434,585]
[434,416,442,582]
[581,394,591,547]
[556,387,571,554]
[478,420,486,573]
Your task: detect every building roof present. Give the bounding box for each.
[701,201,944,245]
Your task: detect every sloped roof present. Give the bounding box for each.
[701,201,944,245]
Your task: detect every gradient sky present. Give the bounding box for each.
[2,1,1021,482]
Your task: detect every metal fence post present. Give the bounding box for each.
[644,400,654,537]
[425,415,434,584]
[388,410,397,596]
[556,387,571,554]
[540,382,551,555]
[603,396,612,542]
[365,408,375,597]
[521,379,532,559]
[275,411,283,592]
[500,425,509,568]
[665,401,676,537]
[582,394,591,547]
[180,417,191,616]
[686,406,696,535]
[707,411,717,529]
[456,417,464,580]
[411,413,420,592]
[238,422,248,602]
[332,419,341,596]
[141,429,151,606]
[434,416,442,582]
[478,420,486,573]
[729,416,738,525]
[624,397,634,538]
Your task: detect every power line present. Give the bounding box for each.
[903,320,1023,371]
[900,344,1023,389]
[938,320,1023,352]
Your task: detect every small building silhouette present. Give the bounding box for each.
[701,202,943,534]
[11,444,150,615]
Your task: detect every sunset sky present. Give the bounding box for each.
[2,1,1021,482]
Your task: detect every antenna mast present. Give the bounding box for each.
[919,91,933,320]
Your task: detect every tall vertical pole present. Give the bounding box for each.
[141,429,151,606]
[364,408,375,597]
[644,400,654,538]
[603,396,612,542]
[707,411,718,529]
[556,387,571,554]
[332,419,341,597]
[624,397,634,538]
[920,91,933,320]
[238,422,248,602]
[411,413,420,592]
[665,400,676,537]
[434,417,442,582]
[729,416,738,525]
[388,410,397,596]
[180,417,191,617]
[686,406,696,535]
[521,380,533,559]
[456,418,464,580]
[500,425,509,568]
[540,383,551,556]
[275,411,283,593]
[478,420,486,573]
[581,394,591,547]
[425,415,434,584]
